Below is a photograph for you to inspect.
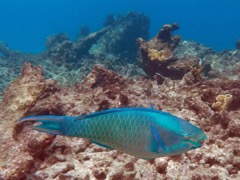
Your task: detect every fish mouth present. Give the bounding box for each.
[191,141,201,149]
[200,134,207,141]
[200,134,207,146]
[197,132,206,143]
[190,134,207,149]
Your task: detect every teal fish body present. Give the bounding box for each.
[19,106,206,159]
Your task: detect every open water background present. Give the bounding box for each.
[0,0,239,53]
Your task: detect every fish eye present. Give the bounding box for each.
[183,133,189,139]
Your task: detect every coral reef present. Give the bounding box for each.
[0,41,21,58]
[0,64,240,179]
[0,12,148,101]
[174,41,240,80]
[0,14,239,102]
[45,12,150,68]
[91,12,150,63]
[45,27,110,65]
[137,23,189,78]
[0,62,54,179]
[0,11,240,179]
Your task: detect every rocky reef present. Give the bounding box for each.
[0,63,240,179]
[91,12,150,63]
[0,11,240,179]
[45,27,110,65]
[0,12,148,101]
[137,23,182,78]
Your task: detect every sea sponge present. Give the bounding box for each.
[212,94,233,112]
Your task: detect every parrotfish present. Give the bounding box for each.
[19,104,206,159]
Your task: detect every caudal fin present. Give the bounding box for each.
[19,115,74,135]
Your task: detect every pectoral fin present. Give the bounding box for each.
[149,125,165,153]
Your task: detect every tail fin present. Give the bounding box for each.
[19,115,74,135]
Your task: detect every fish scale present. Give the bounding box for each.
[19,106,207,159]
[70,110,153,156]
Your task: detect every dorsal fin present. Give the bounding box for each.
[75,107,160,121]
[149,103,154,109]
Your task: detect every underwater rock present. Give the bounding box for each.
[0,65,18,102]
[90,12,150,63]
[37,12,150,82]
[204,50,240,80]
[0,62,56,179]
[174,41,215,60]
[0,62,46,133]
[137,24,196,79]
[74,26,110,59]
[167,57,202,80]
[45,33,70,51]
[27,65,130,116]
[0,41,21,58]
[45,27,109,65]
[174,40,240,80]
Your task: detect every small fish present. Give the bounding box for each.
[18,104,206,159]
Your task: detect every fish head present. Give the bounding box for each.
[156,114,207,155]
[178,118,207,150]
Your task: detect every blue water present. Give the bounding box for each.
[0,0,239,53]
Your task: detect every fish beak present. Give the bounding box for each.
[200,134,207,143]
[189,134,206,149]
[199,134,207,146]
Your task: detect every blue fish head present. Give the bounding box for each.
[155,113,207,156]
[177,118,207,150]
